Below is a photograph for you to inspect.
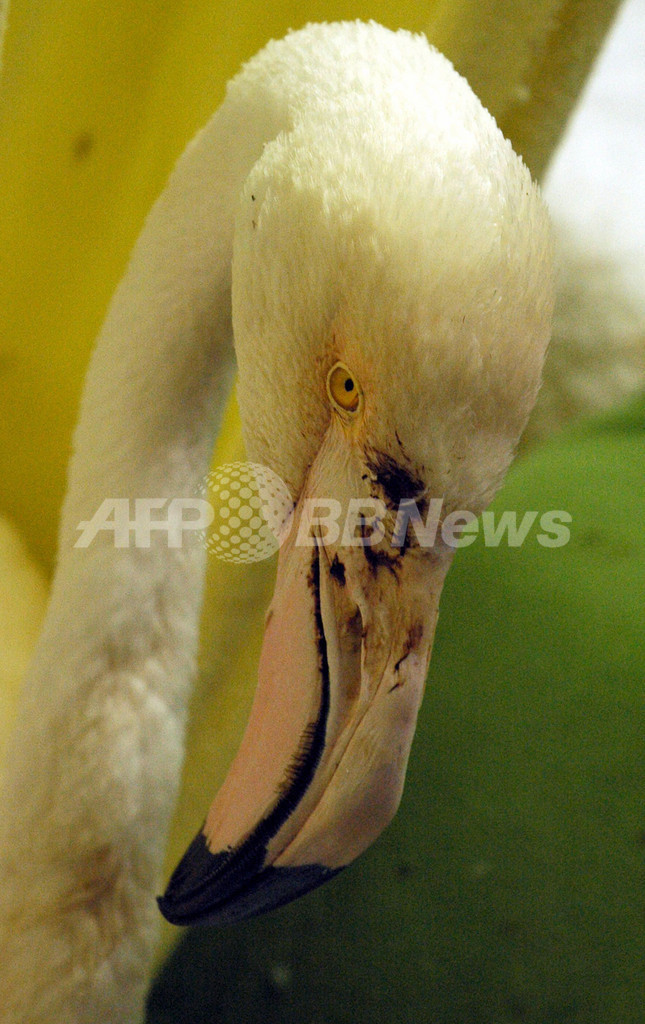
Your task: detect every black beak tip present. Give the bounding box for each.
[157,829,343,927]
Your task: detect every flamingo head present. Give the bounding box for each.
[159,28,554,926]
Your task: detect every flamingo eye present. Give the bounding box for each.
[327,362,362,416]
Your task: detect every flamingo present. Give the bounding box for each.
[0,20,553,1024]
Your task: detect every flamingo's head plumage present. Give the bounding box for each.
[159,21,554,926]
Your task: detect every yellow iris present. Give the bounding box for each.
[327,362,362,415]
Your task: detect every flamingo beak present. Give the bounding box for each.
[159,463,451,926]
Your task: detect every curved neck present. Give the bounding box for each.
[0,87,287,1024]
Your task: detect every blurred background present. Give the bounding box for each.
[532,0,645,442]
[1,2,643,1022]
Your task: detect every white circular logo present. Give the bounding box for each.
[200,462,293,563]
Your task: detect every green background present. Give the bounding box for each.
[149,396,645,1024]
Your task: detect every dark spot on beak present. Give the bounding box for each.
[329,555,346,586]
[393,621,424,673]
[351,511,401,577]
[363,543,400,577]
[365,449,426,515]
[394,429,412,461]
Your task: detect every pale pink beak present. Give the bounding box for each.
[159,456,451,926]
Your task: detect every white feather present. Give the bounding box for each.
[0,22,553,1023]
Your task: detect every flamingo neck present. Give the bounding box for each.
[0,87,287,1024]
